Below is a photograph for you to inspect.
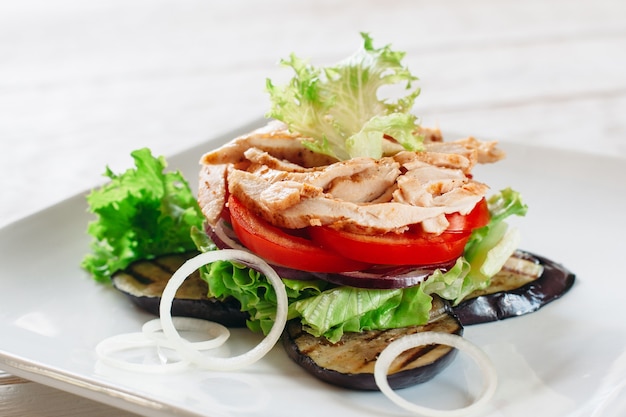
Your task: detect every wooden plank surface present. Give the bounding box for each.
[1,374,140,417]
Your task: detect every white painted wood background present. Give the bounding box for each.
[1,0,624,415]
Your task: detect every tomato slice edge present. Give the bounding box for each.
[228,195,489,269]
[445,198,490,232]
[309,199,489,266]
[227,195,371,272]
[309,226,470,266]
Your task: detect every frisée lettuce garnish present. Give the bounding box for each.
[266,32,422,161]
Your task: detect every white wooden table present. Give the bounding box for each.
[1,0,625,415]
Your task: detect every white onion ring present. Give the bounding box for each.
[95,332,190,373]
[374,332,497,417]
[142,317,230,350]
[158,249,288,371]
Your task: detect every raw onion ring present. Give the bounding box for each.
[159,249,288,371]
[374,332,497,417]
[141,317,230,351]
[95,332,190,373]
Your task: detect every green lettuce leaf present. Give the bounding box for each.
[459,188,528,299]
[266,32,422,161]
[81,148,205,282]
[204,259,330,334]
[198,238,471,342]
[289,285,433,343]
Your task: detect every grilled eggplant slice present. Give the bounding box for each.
[111,252,248,327]
[282,296,463,390]
[454,250,575,325]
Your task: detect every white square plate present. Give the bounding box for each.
[1,121,625,417]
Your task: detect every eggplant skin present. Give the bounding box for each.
[454,250,576,325]
[111,252,249,327]
[281,298,463,391]
[122,292,248,328]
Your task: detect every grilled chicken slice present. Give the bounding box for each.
[201,120,337,168]
[394,148,474,173]
[245,150,402,204]
[199,122,499,234]
[424,136,505,166]
[229,167,485,233]
[198,163,229,226]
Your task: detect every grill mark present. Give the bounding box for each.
[126,263,160,285]
[153,258,183,274]
[499,252,542,278]
[298,336,336,356]
[361,330,384,342]
[394,343,440,370]
[126,254,190,284]
[357,357,377,372]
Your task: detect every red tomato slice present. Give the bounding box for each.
[309,199,490,266]
[309,226,471,266]
[445,198,490,233]
[227,195,371,273]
